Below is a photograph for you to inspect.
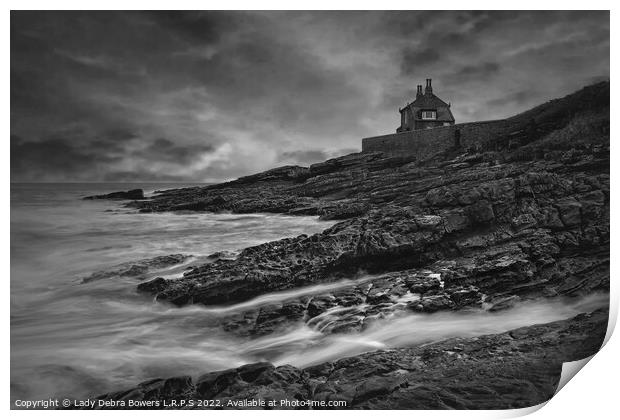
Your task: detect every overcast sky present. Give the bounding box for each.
[11,11,609,182]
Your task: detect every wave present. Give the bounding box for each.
[198,276,373,314]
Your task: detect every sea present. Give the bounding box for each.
[10,183,608,403]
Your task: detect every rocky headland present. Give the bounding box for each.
[84,188,145,201]
[84,81,610,409]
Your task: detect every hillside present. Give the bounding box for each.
[88,81,609,409]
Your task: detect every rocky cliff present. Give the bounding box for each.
[88,81,609,409]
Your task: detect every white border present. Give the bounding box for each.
[4,2,617,419]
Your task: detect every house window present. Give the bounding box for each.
[421,110,437,120]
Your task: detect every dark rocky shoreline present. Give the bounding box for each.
[82,309,608,409]
[83,82,610,409]
[84,188,145,201]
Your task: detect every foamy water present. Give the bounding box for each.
[10,183,334,401]
[10,183,609,403]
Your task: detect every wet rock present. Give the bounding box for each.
[84,189,144,200]
[556,197,582,227]
[248,303,307,335]
[333,290,364,307]
[319,202,370,220]
[330,318,365,334]
[465,200,495,225]
[440,209,470,233]
[308,305,367,334]
[414,215,443,229]
[195,368,244,399]
[307,295,337,318]
[206,250,238,261]
[511,213,537,230]
[408,294,455,313]
[91,376,194,406]
[405,276,441,294]
[366,289,392,305]
[193,362,309,405]
[136,277,173,294]
[487,295,521,312]
[450,286,482,307]
[82,254,190,283]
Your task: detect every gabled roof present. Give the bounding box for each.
[403,92,454,122]
[410,92,450,109]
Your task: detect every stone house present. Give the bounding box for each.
[397,79,455,132]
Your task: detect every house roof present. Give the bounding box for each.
[411,92,450,109]
[404,92,455,122]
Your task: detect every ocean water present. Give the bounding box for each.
[10,183,334,402]
[10,183,608,403]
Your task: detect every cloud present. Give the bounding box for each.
[147,11,235,44]
[445,62,501,83]
[10,130,221,182]
[401,47,441,75]
[139,138,215,164]
[11,135,116,180]
[103,128,138,142]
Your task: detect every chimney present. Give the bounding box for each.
[425,78,433,94]
[416,85,423,98]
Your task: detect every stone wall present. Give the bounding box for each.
[362,119,520,160]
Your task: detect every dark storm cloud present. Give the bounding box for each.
[401,47,441,74]
[104,128,138,142]
[148,11,232,44]
[10,10,609,182]
[10,135,117,179]
[466,10,521,33]
[140,138,216,164]
[444,62,501,83]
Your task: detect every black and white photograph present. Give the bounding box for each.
[9,7,612,412]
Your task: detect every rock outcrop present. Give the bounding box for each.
[82,254,191,283]
[84,81,610,409]
[84,189,145,201]
[130,82,609,338]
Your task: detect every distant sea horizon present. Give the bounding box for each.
[10,181,214,185]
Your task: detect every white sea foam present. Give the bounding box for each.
[199,278,372,314]
[10,183,334,401]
